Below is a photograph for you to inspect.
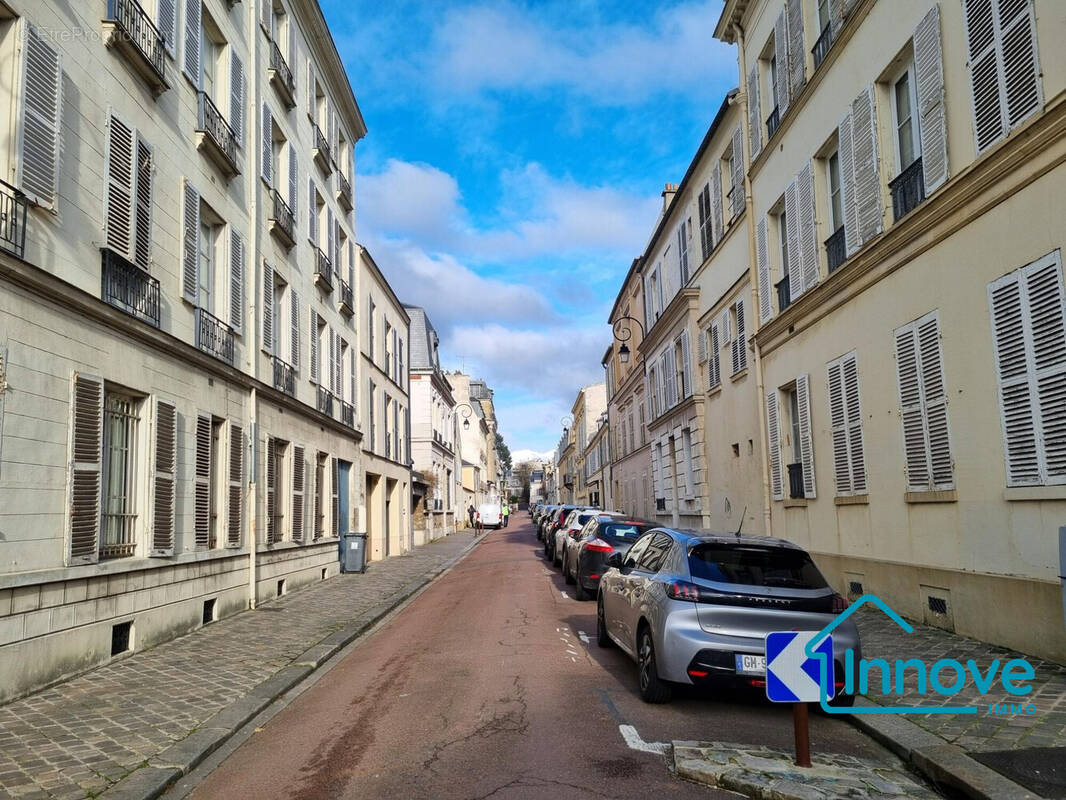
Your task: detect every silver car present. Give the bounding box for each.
[552,508,600,566]
[597,528,860,704]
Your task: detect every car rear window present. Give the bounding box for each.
[575,513,596,526]
[688,544,828,589]
[601,523,654,542]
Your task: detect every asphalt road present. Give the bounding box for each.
[187,517,906,799]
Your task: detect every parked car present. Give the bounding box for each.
[563,515,657,600]
[597,529,858,704]
[476,503,503,529]
[551,508,602,567]
[541,505,579,556]
[535,505,558,541]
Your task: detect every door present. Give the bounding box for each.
[607,533,652,650]
[626,533,673,650]
[337,461,350,535]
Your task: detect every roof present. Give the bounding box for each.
[358,244,411,323]
[714,0,750,43]
[607,256,645,325]
[402,305,440,371]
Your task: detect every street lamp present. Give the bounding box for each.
[612,315,645,364]
[455,403,474,430]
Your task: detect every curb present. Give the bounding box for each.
[99,531,488,800]
[846,697,1039,800]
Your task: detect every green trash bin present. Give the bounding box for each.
[341,532,368,573]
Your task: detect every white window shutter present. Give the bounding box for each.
[327,208,336,272]
[660,351,675,410]
[158,0,177,57]
[18,23,63,208]
[731,126,745,218]
[259,0,271,33]
[309,309,319,384]
[851,86,882,245]
[765,390,784,500]
[292,445,306,543]
[307,59,316,118]
[797,162,818,294]
[787,0,806,99]
[895,322,931,490]
[308,177,317,246]
[134,138,153,271]
[733,300,747,373]
[229,229,243,335]
[182,181,200,303]
[774,10,791,115]
[290,289,300,371]
[756,217,772,323]
[784,179,801,297]
[680,329,692,399]
[796,373,817,498]
[897,313,954,491]
[711,162,724,241]
[1025,258,1066,482]
[709,323,721,389]
[183,0,201,83]
[288,144,298,212]
[838,111,860,256]
[194,414,211,549]
[105,114,135,259]
[261,103,272,184]
[150,397,176,556]
[828,359,851,493]
[329,327,337,394]
[351,348,358,408]
[697,328,708,364]
[842,355,865,494]
[262,263,273,354]
[69,373,103,564]
[918,315,953,488]
[914,4,948,194]
[998,1,1041,130]
[226,423,243,548]
[721,308,731,343]
[230,51,245,146]
[747,64,762,159]
[265,438,277,543]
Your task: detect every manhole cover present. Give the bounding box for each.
[974,747,1066,798]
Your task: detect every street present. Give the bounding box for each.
[186,516,914,799]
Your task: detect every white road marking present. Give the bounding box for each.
[560,591,570,599]
[577,631,590,645]
[619,725,669,755]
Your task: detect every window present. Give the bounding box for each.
[817,0,830,32]
[787,388,802,465]
[637,532,672,573]
[105,114,154,270]
[895,312,953,491]
[200,13,222,98]
[697,184,713,261]
[265,438,287,543]
[315,452,328,540]
[639,402,646,445]
[827,151,843,233]
[707,322,722,389]
[197,206,225,316]
[827,352,867,496]
[193,415,225,549]
[891,63,919,172]
[775,208,791,312]
[673,330,691,401]
[368,297,376,361]
[766,376,815,501]
[731,300,747,374]
[988,252,1066,486]
[101,391,141,559]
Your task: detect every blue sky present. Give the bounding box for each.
[320,0,738,455]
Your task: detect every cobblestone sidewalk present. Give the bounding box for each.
[0,531,480,799]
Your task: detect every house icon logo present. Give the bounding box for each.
[804,594,1035,715]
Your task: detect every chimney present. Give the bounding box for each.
[661,182,678,214]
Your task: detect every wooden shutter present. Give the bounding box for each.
[290,289,300,370]
[69,373,103,564]
[838,111,860,256]
[183,0,201,83]
[896,313,954,491]
[914,4,948,193]
[350,348,358,409]
[787,0,805,99]
[292,445,306,542]
[680,329,692,400]
[230,50,245,145]
[18,23,62,208]
[307,59,316,117]
[732,300,747,373]
[765,390,784,500]
[731,127,745,218]
[261,104,272,184]
[329,327,338,394]
[796,373,818,498]
[150,398,176,556]
[774,10,790,115]
[327,209,336,274]
[784,179,801,296]
[660,351,675,410]
[310,310,319,383]
[851,86,882,245]
[709,323,721,389]
[134,138,153,270]
[265,438,277,543]
[262,263,273,353]
[230,229,244,335]
[697,327,708,364]
[756,217,772,323]
[308,177,317,246]
[828,358,851,493]
[260,0,271,33]
[194,414,211,549]
[747,64,762,159]
[919,315,953,488]
[697,185,711,261]
[182,181,200,303]
[827,355,864,495]
[227,423,243,547]
[288,144,298,211]
[648,369,660,418]
[797,162,818,295]
[711,162,724,241]
[105,114,135,259]
[895,322,928,489]
[721,308,731,344]
[158,0,177,56]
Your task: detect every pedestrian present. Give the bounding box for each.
[502,501,510,528]
[467,503,476,528]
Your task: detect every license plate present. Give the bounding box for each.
[735,654,766,675]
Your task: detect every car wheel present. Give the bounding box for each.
[564,554,575,584]
[596,596,612,648]
[828,692,855,707]
[553,544,563,567]
[637,628,672,704]
[573,573,589,601]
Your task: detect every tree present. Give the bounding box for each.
[495,433,512,472]
[513,460,534,503]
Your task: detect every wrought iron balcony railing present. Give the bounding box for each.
[0,181,28,260]
[825,225,846,273]
[776,275,792,313]
[101,248,160,327]
[273,356,295,396]
[340,400,355,428]
[766,105,781,139]
[269,188,295,247]
[196,92,239,177]
[104,0,168,94]
[889,156,925,222]
[787,462,805,499]
[812,23,835,70]
[336,171,353,211]
[339,279,353,315]
[195,307,235,365]
[727,184,743,220]
[268,40,296,108]
[314,248,333,292]
[317,386,334,417]
[311,121,332,173]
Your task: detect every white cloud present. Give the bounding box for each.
[511,449,555,464]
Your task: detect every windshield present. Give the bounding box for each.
[601,523,654,543]
[688,544,828,589]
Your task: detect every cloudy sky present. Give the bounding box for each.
[320,0,738,453]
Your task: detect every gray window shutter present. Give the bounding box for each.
[732,300,747,373]
[182,181,200,303]
[787,0,806,99]
[731,127,745,218]
[784,178,801,295]
[838,111,860,256]
[105,114,135,259]
[774,10,790,115]
[194,413,211,549]
[134,138,153,270]
[680,329,692,399]
[69,373,103,564]
[307,59,316,118]
[261,104,272,184]
[227,423,243,548]
[262,262,273,354]
[747,64,762,159]
[292,445,305,543]
[708,323,721,389]
[711,162,724,242]
[914,4,948,193]
[661,350,676,410]
[290,289,300,371]
[756,216,772,323]
[797,162,818,294]
[288,144,298,212]
[150,397,176,556]
[697,327,708,364]
[309,309,319,384]
[19,23,63,208]
[259,0,271,33]
[851,86,882,245]
[765,390,783,500]
[796,373,818,498]
[230,50,245,145]
[229,229,243,335]
[158,0,177,57]
[183,0,201,83]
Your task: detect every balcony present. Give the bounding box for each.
[825,226,846,273]
[340,400,355,428]
[314,248,333,292]
[317,386,334,417]
[195,308,235,365]
[196,92,239,178]
[103,0,169,95]
[889,156,925,222]
[812,23,835,70]
[0,181,28,260]
[775,275,792,313]
[273,356,295,396]
[339,279,353,316]
[787,462,805,500]
[268,40,296,108]
[766,105,781,139]
[311,122,332,174]
[336,171,353,211]
[268,188,295,248]
[101,248,160,327]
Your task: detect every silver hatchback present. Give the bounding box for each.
[597,528,860,703]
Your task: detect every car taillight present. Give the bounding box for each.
[666,580,703,601]
[586,538,613,553]
[831,593,847,613]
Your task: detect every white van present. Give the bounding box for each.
[476,503,503,529]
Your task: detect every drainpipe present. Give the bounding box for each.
[247,5,262,609]
[734,20,774,538]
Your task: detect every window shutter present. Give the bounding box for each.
[838,111,860,256]
[756,217,772,323]
[194,414,211,549]
[787,0,806,99]
[774,10,791,115]
[288,144,298,212]
[732,300,747,373]
[642,274,652,330]
[158,0,177,57]
[709,323,721,389]
[765,390,784,500]
[998,1,1041,130]
[309,310,319,384]
[227,423,243,548]
[721,308,731,343]
[831,0,847,34]
[265,438,277,543]
[182,181,200,303]
[261,104,272,184]
[895,323,930,489]
[308,177,317,246]
[914,4,948,193]
[828,359,851,493]
[896,314,954,491]
[680,329,692,400]
[290,289,300,371]
[918,315,953,488]
[262,263,273,353]
[69,373,103,564]
[784,178,801,296]
[150,398,176,556]
[329,327,337,394]
[350,348,358,409]
[797,161,818,295]
[796,373,818,498]
[1025,260,1066,482]
[230,50,245,145]
[292,445,305,543]
[697,327,707,364]
[697,185,711,261]
[747,65,762,159]
[134,138,153,270]
[18,23,63,208]
[105,115,135,259]
[327,208,336,273]
[229,229,244,335]
[851,86,882,245]
[711,162,724,242]
[731,126,745,218]
[307,59,316,117]
[677,223,689,284]
[259,0,271,33]
[842,356,865,494]
[183,0,201,83]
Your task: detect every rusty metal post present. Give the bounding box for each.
[793,702,811,768]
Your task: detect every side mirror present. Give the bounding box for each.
[607,552,623,569]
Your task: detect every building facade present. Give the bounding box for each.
[569,383,606,506]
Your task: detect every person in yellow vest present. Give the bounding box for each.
[501,501,510,527]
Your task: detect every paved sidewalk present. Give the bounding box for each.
[0,530,481,800]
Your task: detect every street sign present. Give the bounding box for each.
[765,631,834,703]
